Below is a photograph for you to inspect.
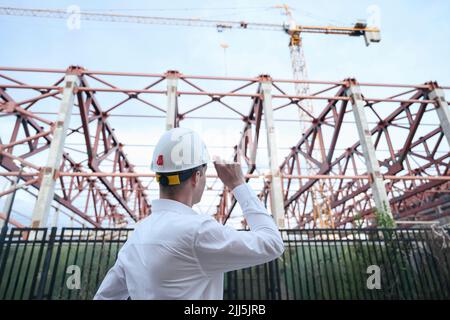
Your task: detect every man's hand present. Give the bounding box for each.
[213,156,245,191]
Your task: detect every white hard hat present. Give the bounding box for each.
[151,127,210,175]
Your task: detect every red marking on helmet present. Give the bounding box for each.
[156,155,164,166]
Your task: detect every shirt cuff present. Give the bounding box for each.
[231,183,269,216]
[232,183,252,201]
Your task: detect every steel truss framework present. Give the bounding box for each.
[0,66,449,229]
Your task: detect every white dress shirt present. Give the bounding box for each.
[94,183,284,300]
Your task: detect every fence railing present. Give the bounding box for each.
[0,227,449,300]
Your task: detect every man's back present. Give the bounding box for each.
[94,184,284,300]
[120,199,221,299]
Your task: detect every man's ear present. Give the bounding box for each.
[191,171,200,186]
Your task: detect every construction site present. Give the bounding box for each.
[0,2,449,300]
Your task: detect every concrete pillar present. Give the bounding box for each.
[261,78,285,228]
[31,74,79,228]
[347,82,394,220]
[429,87,450,146]
[166,71,178,130]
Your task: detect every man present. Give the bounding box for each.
[94,127,284,300]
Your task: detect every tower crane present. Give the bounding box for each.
[0,5,381,228]
[0,6,380,42]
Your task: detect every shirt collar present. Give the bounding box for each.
[151,198,198,215]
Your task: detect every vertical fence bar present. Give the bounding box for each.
[345,230,364,299]
[76,229,86,299]
[11,230,28,299]
[377,229,399,299]
[331,230,346,299]
[248,265,254,300]
[430,228,450,298]
[422,229,447,299]
[225,270,231,299]
[313,229,328,298]
[0,226,8,267]
[0,227,13,295]
[3,229,20,299]
[84,228,98,299]
[391,229,415,298]
[356,230,374,299]
[305,230,318,299]
[274,257,282,299]
[405,229,427,299]
[285,231,295,299]
[419,229,441,298]
[388,229,410,298]
[36,227,57,299]
[47,227,63,299]
[256,264,262,300]
[28,229,47,299]
[94,230,107,298]
[320,230,337,299]
[279,239,287,299]
[337,230,355,299]
[20,230,36,299]
[366,229,384,300]
[399,229,419,299]
[59,228,74,299]
[298,231,310,299]
[292,231,305,299]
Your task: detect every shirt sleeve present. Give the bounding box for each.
[93,259,129,300]
[193,183,284,275]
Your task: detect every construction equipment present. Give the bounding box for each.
[0,6,380,36]
[0,5,382,228]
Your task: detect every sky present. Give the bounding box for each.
[1,0,449,82]
[0,0,449,228]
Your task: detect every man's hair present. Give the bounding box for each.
[159,164,206,195]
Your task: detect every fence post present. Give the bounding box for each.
[36,227,57,299]
[47,228,63,299]
[0,225,7,267]
[268,260,278,299]
[0,227,11,293]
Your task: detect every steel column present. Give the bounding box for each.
[261,78,285,227]
[31,74,79,228]
[347,81,394,220]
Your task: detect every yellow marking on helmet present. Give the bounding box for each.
[168,174,181,185]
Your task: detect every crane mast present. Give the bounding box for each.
[275,4,336,228]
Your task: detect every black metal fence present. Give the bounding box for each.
[0,227,449,300]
